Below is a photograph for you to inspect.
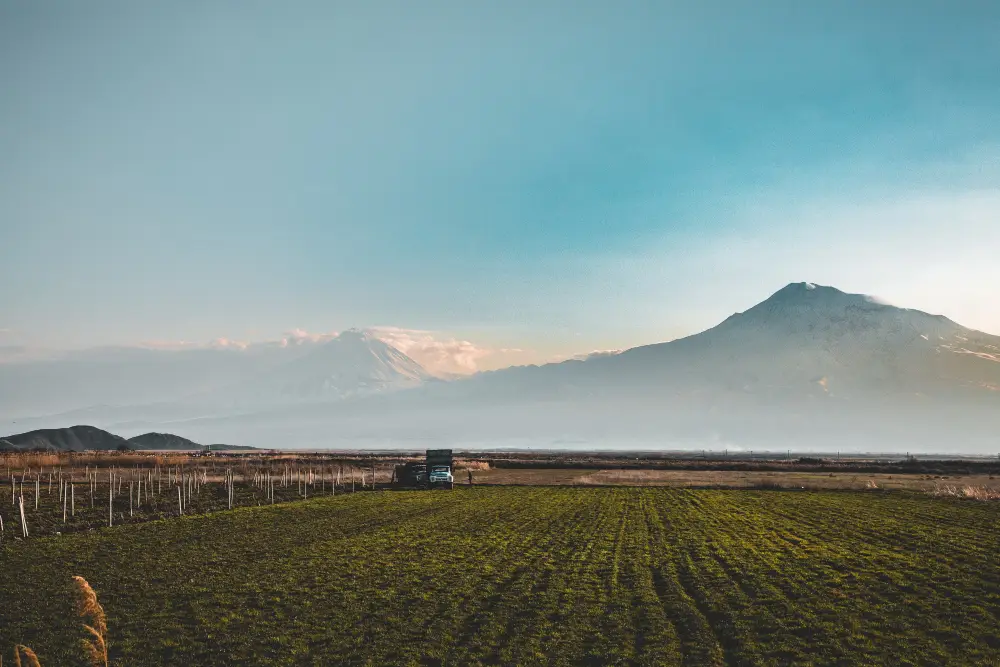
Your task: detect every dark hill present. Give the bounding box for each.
[128,432,201,450]
[0,425,131,452]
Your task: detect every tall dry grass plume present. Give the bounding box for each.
[13,645,42,667]
[72,576,108,667]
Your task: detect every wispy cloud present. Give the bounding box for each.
[137,338,254,351]
[282,328,337,343]
[369,327,499,376]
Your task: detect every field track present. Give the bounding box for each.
[2,487,999,666]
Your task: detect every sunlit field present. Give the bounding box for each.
[3,487,1000,666]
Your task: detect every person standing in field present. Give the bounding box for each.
[467,470,473,486]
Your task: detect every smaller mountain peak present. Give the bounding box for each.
[776,281,839,295]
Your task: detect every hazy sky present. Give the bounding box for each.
[2,1,998,371]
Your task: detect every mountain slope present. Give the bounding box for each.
[0,425,132,452]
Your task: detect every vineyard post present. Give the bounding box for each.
[19,494,28,537]
[71,482,75,517]
[63,481,67,523]
[178,486,183,516]
[35,477,39,509]
[109,483,113,527]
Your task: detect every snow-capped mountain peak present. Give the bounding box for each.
[216,328,433,404]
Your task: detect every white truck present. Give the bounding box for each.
[426,449,454,489]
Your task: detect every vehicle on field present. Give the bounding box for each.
[428,465,454,488]
[394,450,454,489]
[426,449,454,489]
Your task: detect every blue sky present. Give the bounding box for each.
[1,0,998,371]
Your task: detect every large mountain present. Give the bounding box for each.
[588,281,999,397]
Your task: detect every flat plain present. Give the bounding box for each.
[2,487,1000,666]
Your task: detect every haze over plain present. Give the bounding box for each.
[2,1,998,451]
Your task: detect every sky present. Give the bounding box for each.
[1,0,998,374]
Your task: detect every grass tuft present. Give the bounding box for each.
[72,577,108,667]
[13,646,41,667]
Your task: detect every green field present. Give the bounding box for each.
[2,487,999,666]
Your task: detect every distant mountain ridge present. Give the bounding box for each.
[3,283,999,452]
[0,425,131,452]
[0,426,256,452]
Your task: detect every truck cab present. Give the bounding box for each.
[428,465,453,488]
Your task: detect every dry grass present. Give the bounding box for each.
[454,460,491,471]
[13,646,41,667]
[577,470,674,485]
[73,576,108,667]
[1,451,186,472]
[554,468,1000,492]
[933,485,1000,501]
